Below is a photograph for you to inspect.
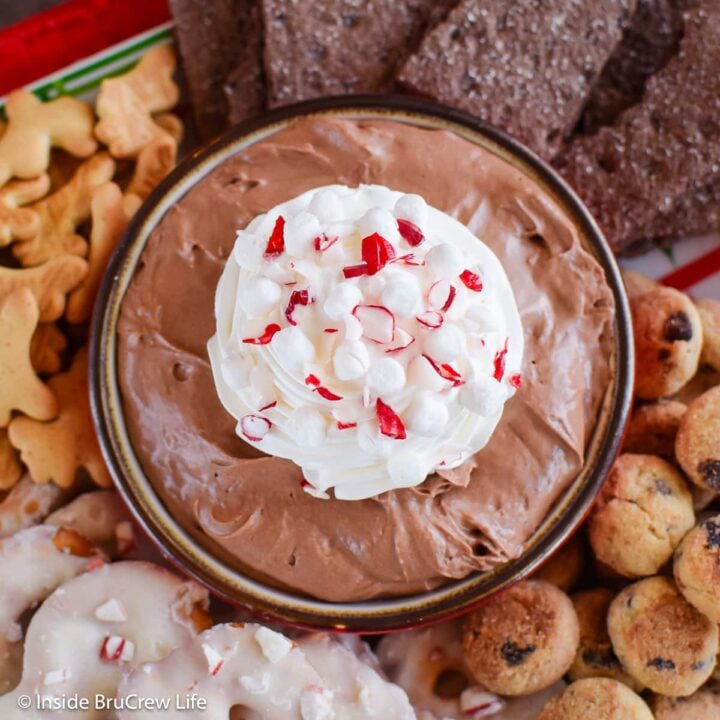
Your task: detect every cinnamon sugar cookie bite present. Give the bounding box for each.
[588,454,694,577]
[631,286,702,399]
[676,386,720,492]
[569,589,642,691]
[538,678,653,720]
[534,532,585,592]
[462,579,579,696]
[697,298,720,372]
[674,514,720,622]
[624,400,686,459]
[651,683,720,720]
[608,576,718,696]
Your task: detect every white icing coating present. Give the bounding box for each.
[209,184,523,500]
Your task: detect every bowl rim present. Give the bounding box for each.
[90,93,634,633]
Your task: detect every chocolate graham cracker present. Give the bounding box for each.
[581,0,684,132]
[261,0,456,108]
[556,0,720,253]
[169,0,265,140]
[396,0,637,160]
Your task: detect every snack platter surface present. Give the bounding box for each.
[1,3,720,720]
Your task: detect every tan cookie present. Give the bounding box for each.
[126,132,177,200]
[534,531,585,591]
[676,386,720,491]
[30,322,67,375]
[623,270,658,299]
[624,400,686,459]
[538,678,653,720]
[12,152,115,267]
[588,454,694,577]
[0,288,58,427]
[0,254,88,322]
[0,174,50,246]
[632,286,703,399]
[0,92,97,187]
[0,476,67,539]
[651,683,720,719]
[463,579,579,696]
[697,298,720,372]
[674,514,720,622]
[0,430,21,491]
[8,346,111,489]
[608,576,718,696]
[672,365,720,405]
[66,183,140,324]
[569,589,642,691]
[95,46,179,158]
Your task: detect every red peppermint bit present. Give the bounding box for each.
[239,415,271,442]
[305,374,321,387]
[323,328,339,333]
[361,233,396,275]
[416,310,444,329]
[100,635,126,663]
[300,479,311,489]
[397,253,425,267]
[343,262,369,278]
[385,328,415,354]
[314,233,338,252]
[258,400,277,411]
[316,386,343,401]
[509,373,523,389]
[353,304,396,344]
[423,354,465,387]
[427,281,457,312]
[264,216,285,257]
[459,269,483,292]
[397,218,425,247]
[376,398,407,439]
[337,421,357,430]
[285,288,314,325]
[493,338,510,381]
[242,323,282,345]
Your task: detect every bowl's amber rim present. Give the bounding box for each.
[90,95,634,633]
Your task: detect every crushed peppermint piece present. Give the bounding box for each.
[239,415,271,441]
[459,269,483,292]
[202,643,225,676]
[377,399,407,440]
[264,216,285,257]
[44,668,71,686]
[243,323,282,345]
[493,338,510,381]
[100,635,134,663]
[361,232,396,275]
[397,218,425,246]
[95,598,128,623]
[300,686,335,720]
[254,626,294,663]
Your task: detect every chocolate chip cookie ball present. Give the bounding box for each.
[674,514,720,622]
[588,454,695,577]
[537,678,653,720]
[462,579,579,696]
[534,532,585,592]
[607,576,718,696]
[651,683,720,720]
[624,400,686,459]
[631,286,702,399]
[676,386,720,492]
[697,298,720,372]
[569,589,642,691]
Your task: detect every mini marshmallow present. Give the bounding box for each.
[342,314,363,341]
[284,212,322,257]
[308,189,344,223]
[254,627,293,664]
[220,354,251,393]
[387,452,429,488]
[393,193,428,227]
[366,358,406,395]
[425,243,465,279]
[406,395,449,437]
[424,323,467,362]
[271,326,315,370]
[323,283,362,320]
[460,376,508,417]
[232,231,266,271]
[236,277,282,318]
[407,355,448,393]
[381,272,422,317]
[358,208,400,245]
[287,407,327,448]
[333,341,370,381]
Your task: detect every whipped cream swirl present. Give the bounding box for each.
[208,184,523,500]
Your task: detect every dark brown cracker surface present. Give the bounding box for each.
[261,0,456,108]
[556,0,720,253]
[396,0,637,160]
[169,0,265,140]
[581,0,684,132]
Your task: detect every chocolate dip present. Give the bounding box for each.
[118,117,615,601]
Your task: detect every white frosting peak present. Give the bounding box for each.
[209,184,523,500]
